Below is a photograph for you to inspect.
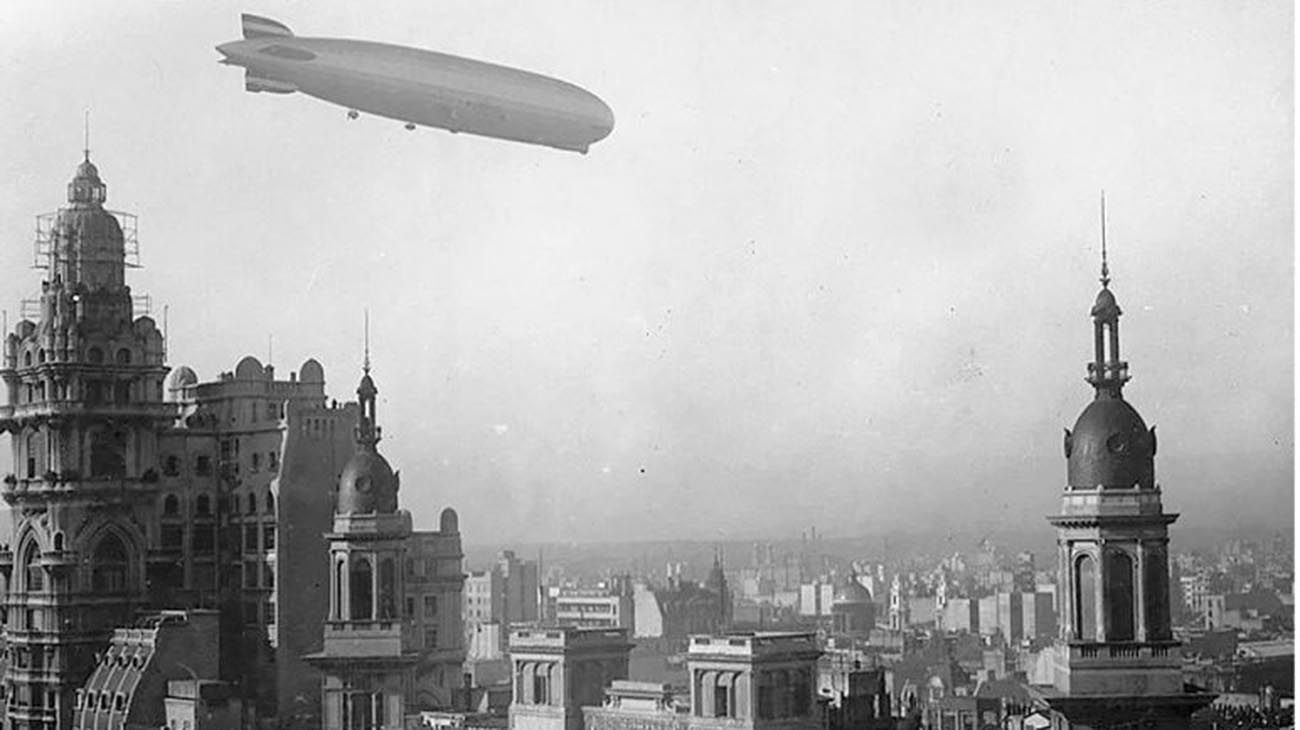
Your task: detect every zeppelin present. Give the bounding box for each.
[217,14,615,154]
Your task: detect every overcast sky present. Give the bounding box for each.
[0,1,1291,545]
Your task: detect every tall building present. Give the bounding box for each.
[304,361,466,729]
[1040,241,1215,726]
[0,155,172,730]
[158,356,358,724]
[0,155,416,730]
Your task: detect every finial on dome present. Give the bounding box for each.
[1099,190,1110,288]
[83,109,90,163]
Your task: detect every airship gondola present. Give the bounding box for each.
[217,14,614,154]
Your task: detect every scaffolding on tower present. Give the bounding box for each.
[32,209,142,270]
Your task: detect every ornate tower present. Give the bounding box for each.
[0,155,169,730]
[1044,215,1214,727]
[307,358,467,728]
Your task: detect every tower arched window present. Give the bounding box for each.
[21,543,43,593]
[1105,550,1135,641]
[265,491,274,513]
[1074,554,1097,641]
[92,534,129,593]
[52,532,64,552]
[164,455,180,477]
[350,557,373,621]
[23,351,32,367]
[115,348,131,365]
[25,432,40,479]
[246,493,256,515]
[163,495,179,516]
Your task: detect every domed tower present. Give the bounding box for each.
[309,351,469,730]
[1044,207,1214,725]
[0,155,169,730]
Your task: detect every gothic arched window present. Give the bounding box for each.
[92,534,129,594]
[22,543,43,593]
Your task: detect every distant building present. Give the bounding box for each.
[554,587,635,630]
[828,574,875,639]
[798,581,834,618]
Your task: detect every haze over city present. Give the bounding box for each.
[0,1,1291,544]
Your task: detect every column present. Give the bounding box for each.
[371,551,381,621]
[1134,541,1147,642]
[1094,542,1107,642]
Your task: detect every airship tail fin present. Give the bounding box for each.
[242,13,294,39]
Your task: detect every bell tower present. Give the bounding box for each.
[0,154,170,730]
[1043,201,1214,727]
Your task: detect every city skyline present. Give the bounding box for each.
[0,1,1292,543]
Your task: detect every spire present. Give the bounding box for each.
[1085,195,1129,397]
[356,310,380,448]
[83,109,90,163]
[363,307,371,375]
[1099,190,1110,288]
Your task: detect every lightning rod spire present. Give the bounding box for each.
[83,110,90,162]
[363,308,371,375]
[1099,190,1110,288]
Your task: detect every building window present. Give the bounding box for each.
[251,453,261,472]
[424,595,438,618]
[266,402,278,420]
[425,627,439,649]
[406,597,415,617]
[532,666,549,704]
[115,348,131,365]
[244,526,258,553]
[163,494,179,515]
[246,493,257,515]
[265,491,275,513]
[379,559,397,619]
[243,601,259,625]
[164,455,181,476]
[192,526,215,554]
[268,451,279,471]
[195,494,211,516]
[195,456,212,476]
[263,524,276,550]
[244,561,259,589]
[161,524,183,549]
[250,403,259,423]
[91,535,129,593]
[350,558,373,620]
[22,544,43,593]
[263,563,275,590]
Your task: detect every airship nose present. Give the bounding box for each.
[587,94,615,140]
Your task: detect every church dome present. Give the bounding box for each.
[336,448,399,514]
[834,576,873,604]
[1065,396,1155,490]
